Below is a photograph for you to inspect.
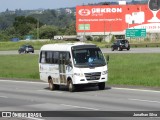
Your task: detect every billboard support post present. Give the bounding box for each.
[109,23,112,42]
[83,3,86,41]
[83,24,85,41]
[104,18,106,41]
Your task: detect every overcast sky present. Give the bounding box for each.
[0,0,132,12]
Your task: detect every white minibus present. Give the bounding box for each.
[39,42,109,92]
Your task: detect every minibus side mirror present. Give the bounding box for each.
[68,61,72,67]
[66,59,72,67]
[106,55,109,64]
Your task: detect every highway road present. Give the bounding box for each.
[0,80,160,120]
[0,48,160,120]
[0,48,160,55]
[101,48,160,54]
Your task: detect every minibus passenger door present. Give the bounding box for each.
[59,52,67,84]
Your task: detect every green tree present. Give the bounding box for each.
[0,14,16,30]
[39,25,58,39]
[0,31,10,41]
[13,16,43,38]
[64,22,76,35]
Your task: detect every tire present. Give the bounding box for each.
[18,51,21,54]
[111,47,114,51]
[98,82,105,90]
[68,80,75,92]
[49,80,55,91]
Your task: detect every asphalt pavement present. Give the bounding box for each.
[0,48,160,55]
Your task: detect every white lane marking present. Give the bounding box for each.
[0,96,8,98]
[0,79,48,84]
[129,98,160,104]
[27,117,45,120]
[112,87,160,93]
[37,90,63,93]
[61,104,99,111]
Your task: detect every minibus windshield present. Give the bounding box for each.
[72,48,106,68]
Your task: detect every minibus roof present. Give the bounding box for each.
[40,42,97,51]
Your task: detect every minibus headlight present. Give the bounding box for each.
[74,73,84,77]
[102,70,108,75]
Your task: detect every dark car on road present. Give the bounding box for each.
[111,39,130,51]
[18,45,34,54]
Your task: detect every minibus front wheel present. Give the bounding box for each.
[68,80,75,92]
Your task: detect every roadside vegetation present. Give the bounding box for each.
[0,40,112,51]
[0,10,76,41]
[0,40,160,51]
[0,53,160,87]
[0,40,61,51]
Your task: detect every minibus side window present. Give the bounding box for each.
[65,52,71,65]
[40,51,46,64]
[53,51,59,64]
[46,51,52,63]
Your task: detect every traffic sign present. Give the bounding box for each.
[125,29,146,38]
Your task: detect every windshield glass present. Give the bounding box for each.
[120,40,128,44]
[72,48,106,68]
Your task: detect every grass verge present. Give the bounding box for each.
[0,41,160,51]
[107,53,160,87]
[0,40,108,51]
[0,53,160,87]
[0,54,39,81]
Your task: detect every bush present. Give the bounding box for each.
[86,36,93,41]
[94,36,103,42]
[110,35,115,43]
[144,37,150,42]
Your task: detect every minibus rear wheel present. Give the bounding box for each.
[49,79,55,91]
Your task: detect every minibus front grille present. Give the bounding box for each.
[84,72,101,80]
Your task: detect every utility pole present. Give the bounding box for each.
[37,19,39,40]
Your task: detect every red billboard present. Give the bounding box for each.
[76,4,160,35]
